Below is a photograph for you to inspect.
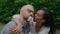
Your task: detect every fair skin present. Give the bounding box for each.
[10,5,34,34]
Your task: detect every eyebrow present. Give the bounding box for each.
[27,9,34,13]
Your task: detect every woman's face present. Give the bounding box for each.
[35,10,45,22]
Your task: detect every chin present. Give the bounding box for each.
[35,19,37,21]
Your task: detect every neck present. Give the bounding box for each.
[20,14,28,27]
[35,21,43,33]
[20,14,27,21]
[36,20,43,26]
[36,22,42,27]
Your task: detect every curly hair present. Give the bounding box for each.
[40,7,56,34]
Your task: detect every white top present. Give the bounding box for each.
[36,26,50,34]
[28,17,50,34]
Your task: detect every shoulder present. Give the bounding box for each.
[1,21,16,34]
[43,26,50,29]
[12,14,20,18]
[38,26,50,34]
[41,26,50,31]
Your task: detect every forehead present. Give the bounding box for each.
[37,10,45,15]
[27,6,34,12]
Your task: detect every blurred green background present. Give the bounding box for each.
[0,0,60,34]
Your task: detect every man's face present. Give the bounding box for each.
[23,7,34,19]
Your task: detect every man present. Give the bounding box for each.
[1,5,34,34]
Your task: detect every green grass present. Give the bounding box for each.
[56,29,60,34]
[0,23,60,34]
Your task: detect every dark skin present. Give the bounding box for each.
[35,10,45,33]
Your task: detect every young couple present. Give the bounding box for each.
[1,5,55,34]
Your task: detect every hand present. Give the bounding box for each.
[16,24,22,32]
[9,26,23,34]
[29,32,31,34]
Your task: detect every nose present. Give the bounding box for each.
[30,12,33,17]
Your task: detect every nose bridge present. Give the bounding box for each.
[30,12,33,15]
[30,12,33,17]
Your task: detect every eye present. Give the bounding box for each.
[27,9,34,13]
[28,11,31,13]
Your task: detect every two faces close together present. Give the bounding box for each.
[1,5,55,34]
[16,5,55,34]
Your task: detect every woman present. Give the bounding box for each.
[27,7,56,34]
[9,8,56,34]
[33,8,55,34]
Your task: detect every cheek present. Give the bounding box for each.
[40,16,43,19]
[35,16,40,20]
[24,12,28,17]
[26,12,30,17]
